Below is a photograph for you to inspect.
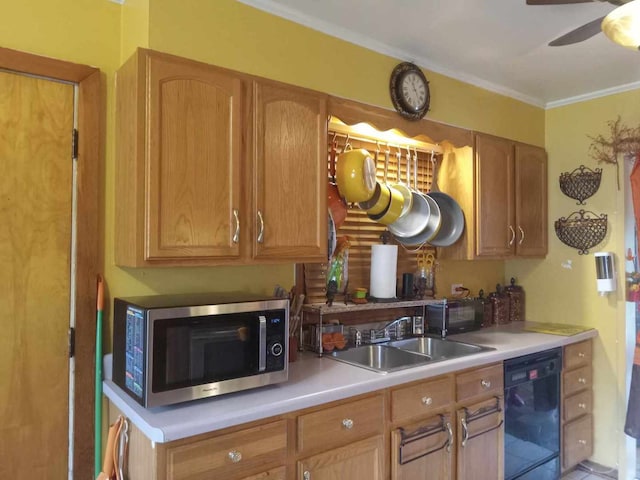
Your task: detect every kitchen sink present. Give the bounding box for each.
[387,336,494,361]
[327,336,494,373]
[328,344,432,373]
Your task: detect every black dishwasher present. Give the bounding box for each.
[504,348,562,480]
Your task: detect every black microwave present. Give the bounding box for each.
[112,293,288,408]
[426,298,484,337]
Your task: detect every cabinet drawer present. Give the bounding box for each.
[166,420,287,480]
[563,414,593,470]
[391,376,453,423]
[456,364,504,402]
[563,390,592,423]
[241,466,286,480]
[564,340,592,370]
[563,365,592,397]
[297,395,384,454]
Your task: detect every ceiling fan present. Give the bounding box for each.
[527,0,632,46]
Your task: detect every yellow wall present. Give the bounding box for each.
[508,90,640,469]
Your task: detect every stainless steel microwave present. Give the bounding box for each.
[426,298,484,337]
[112,293,288,408]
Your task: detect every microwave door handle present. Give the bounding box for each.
[259,315,267,372]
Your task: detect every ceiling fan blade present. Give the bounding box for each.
[548,15,606,46]
[527,0,596,4]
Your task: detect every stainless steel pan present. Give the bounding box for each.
[389,149,441,243]
[426,155,465,247]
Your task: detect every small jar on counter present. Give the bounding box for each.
[489,284,510,325]
[477,289,493,327]
[505,277,525,322]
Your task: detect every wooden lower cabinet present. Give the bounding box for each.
[391,414,453,480]
[561,340,593,471]
[242,466,287,480]
[456,396,504,480]
[297,435,385,480]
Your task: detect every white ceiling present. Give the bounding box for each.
[239,0,640,108]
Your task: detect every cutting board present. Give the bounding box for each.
[523,322,594,336]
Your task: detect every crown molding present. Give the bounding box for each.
[546,79,640,109]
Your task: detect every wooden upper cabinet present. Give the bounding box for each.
[251,80,327,262]
[475,134,514,258]
[514,144,548,257]
[115,49,327,266]
[115,49,243,266]
[145,52,243,262]
[438,133,547,260]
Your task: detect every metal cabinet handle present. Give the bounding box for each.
[578,352,586,358]
[578,403,587,409]
[461,417,469,447]
[303,471,311,480]
[232,209,240,243]
[446,421,453,452]
[342,418,354,430]
[508,225,516,246]
[578,377,587,384]
[481,379,491,389]
[228,450,242,463]
[578,439,587,446]
[422,396,433,406]
[257,210,264,243]
[518,226,525,245]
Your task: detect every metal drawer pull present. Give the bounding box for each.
[303,471,311,480]
[578,377,587,384]
[398,415,451,465]
[228,450,242,463]
[422,396,433,406]
[461,417,469,447]
[481,379,491,389]
[578,403,587,409]
[578,352,586,358]
[518,226,525,245]
[578,439,587,445]
[257,210,265,243]
[342,418,354,429]
[232,209,240,243]
[509,225,516,246]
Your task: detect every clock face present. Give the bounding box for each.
[390,62,430,121]
[401,72,428,111]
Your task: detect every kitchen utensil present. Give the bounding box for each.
[327,138,347,228]
[358,144,382,211]
[328,209,337,261]
[336,147,377,202]
[391,149,413,218]
[94,274,104,479]
[367,147,405,224]
[426,153,465,247]
[391,149,441,245]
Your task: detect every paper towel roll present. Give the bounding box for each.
[370,245,398,298]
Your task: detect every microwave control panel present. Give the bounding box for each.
[265,311,286,371]
[124,306,145,399]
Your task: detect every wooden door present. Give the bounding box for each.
[514,144,548,257]
[145,52,243,261]
[475,134,514,258]
[456,397,504,480]
[251,81,327,262]
[0,70,73,477]
[297,436,384,480]
[391,415,453,480]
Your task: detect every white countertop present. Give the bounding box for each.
[103,322,597,443]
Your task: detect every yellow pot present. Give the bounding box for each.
[336,148,377,203]
[368,184,405,225]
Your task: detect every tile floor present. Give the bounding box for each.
[560,468,616,480]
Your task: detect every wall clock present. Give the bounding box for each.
[389,62,430,121]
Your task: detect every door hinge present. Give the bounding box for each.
[71,128,78,160]
[68,327,75,358]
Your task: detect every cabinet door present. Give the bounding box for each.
[146,53,243,261]
[475,134,514,258]
[298,436,384,480]
[252,81,327,262]
[391,415,453,480]
[514,144,547,257]
[456,397,504,480]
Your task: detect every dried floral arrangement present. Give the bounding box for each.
[588,116,640,190]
